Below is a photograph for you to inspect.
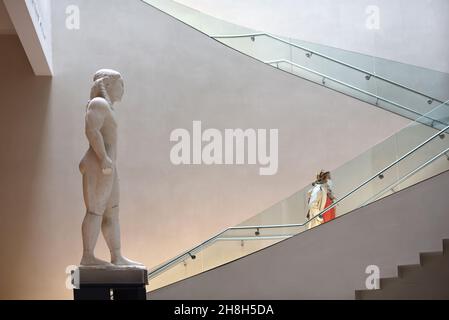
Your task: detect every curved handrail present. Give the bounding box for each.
[211,33,446,106]
[360,145,449,207]
[266,59,446,127]
[148,120,449,279]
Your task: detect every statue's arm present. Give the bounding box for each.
[85,98,111,170]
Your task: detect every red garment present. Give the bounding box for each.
[322,196,336,223]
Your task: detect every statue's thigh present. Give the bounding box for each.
[83,170,114,215]
[106,170,120,210]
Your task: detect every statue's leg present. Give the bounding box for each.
[102,171,143,266]
[102,170,122,262]
[80,167,114,266]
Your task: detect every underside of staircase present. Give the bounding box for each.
[148,169,449,300]
[356,239,449,299]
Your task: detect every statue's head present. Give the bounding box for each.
[90,69,124,105]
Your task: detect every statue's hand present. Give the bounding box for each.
[101,156,113,175]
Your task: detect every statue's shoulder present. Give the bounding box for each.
[87,97,110,113]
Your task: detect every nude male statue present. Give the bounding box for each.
[79,69,142,266]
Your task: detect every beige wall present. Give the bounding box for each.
[0,0,408,299]
[0,0,15,34]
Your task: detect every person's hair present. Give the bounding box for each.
[315,170,330,184]
[89,69,122,105]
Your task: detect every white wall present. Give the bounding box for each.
[25,0,52,68]
[175,0,449,73]
[0,0,408,299]
[4,0,52,75]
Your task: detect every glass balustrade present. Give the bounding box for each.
[141,0,449,291]
[148,101,449,292]
[142,0,449,121]
[216,34,448,120]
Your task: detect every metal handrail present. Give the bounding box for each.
[360,146,449,207]
[212,33,445,106]
[148,121,449,279]
[217,235,293,241]
[265,59,446,127]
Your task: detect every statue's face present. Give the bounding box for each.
[109,77,124,103]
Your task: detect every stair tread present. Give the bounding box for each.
[357,282,449,300]
[398,264,421,278]
[357,240,449,299]
[420,251,444,258]
[443,239,449,253]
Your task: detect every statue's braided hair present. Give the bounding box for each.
[88,69,122,108]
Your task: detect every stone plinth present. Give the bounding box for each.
[73,265,148,300]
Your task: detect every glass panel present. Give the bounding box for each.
[148,231,290,291]
[201,237,283,271]
[217,34,447,121]
[149,101,449,291]
[149,249,205,291]
[143,0,449,122]
[143,0,253,35]
[220,35,292,63]
[141,0,449,291]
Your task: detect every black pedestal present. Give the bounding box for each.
[72,266,148,301]
[74,287,111,300]
[113,287,147,300]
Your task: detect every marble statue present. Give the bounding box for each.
[79,69,142,267]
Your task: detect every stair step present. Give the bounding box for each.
[399,253,449,282]
[379,277,399,289]
[397,264,421,279]
[420,251,444,266]
[354,289,382,300]
[357,251,449,299]
[443,239,449,254]
[356,239,449,300]
[357,282,447,300]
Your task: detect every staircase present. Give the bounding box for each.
[148,170,449,299]
[356,239,449,300]
[139,0,449,299]
[142,0,449,124]
[147,102,449,294]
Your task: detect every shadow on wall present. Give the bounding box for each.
[0,35,52,299]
